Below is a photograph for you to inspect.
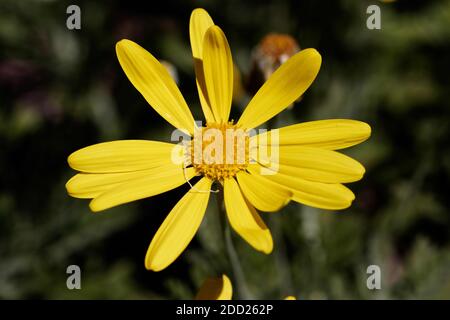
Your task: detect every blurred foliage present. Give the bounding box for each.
[0,0,449,299]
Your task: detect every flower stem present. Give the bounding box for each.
[216,186,253,299]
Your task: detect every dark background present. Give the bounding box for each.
[0,0,449,299]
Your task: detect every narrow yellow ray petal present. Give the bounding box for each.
[190,8,215,61]
[247,165,354,210]
[224,178,273,253]
[190,8,216,124]
[202,26,233,122]
[257,146,365,183]
[291,182,355,210]
[89,167,196,212]
[68,140,183,173]
[237,48,321,129]
[66,169,160,199]
[252,119,371,150]
[145,178,212,271]
[195,274,233,300]
[236,171,292,212]
[116,39,195,134]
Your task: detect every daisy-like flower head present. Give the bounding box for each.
[66,8,371,272]
[195,274,294,300]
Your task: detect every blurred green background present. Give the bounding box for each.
[1,0,449,299]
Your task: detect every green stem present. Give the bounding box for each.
[216,186,253,299]
[269,215,294,295]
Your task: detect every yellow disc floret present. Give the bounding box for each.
[190,122,249,181]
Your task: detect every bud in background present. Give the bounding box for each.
[246,33,300,101]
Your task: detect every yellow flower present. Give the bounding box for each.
[195,275,233,300]
[66,8,371,272]
[195,274,294,300]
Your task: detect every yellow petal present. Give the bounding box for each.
[68,140,183,173]
[236,171,292,212]
[145,178,212,271]
[66,170,158,199]
[237,48,321,129]
[202,26,233,122]
[285,296,296,300]
[252,119,371,150]
[247,165,354,210]
[258,146,365,183]
[116,39,195,134]
[89,166,196,212]
[190,8,216,124]
[195,274,233,300]
[224,178,273,253]
[190,8,214,61]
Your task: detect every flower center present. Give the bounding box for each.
[189,122,249,181]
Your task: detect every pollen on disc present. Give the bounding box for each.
[189,122,250,181]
